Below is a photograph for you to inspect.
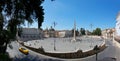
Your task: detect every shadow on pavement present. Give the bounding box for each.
[98,57,116,61]
[13,54,62,61]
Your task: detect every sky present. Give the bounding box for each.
[29,0,120,30]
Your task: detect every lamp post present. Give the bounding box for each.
[85,30,88,37]
[112,29,115,41]
[90,24,93,47]
[73,20,76,41]
[106,29,108,39]
[93,45,100,61]
[53,21,57,51]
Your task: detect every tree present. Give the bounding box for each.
[49,26,55,31]
[71,29,79,36]
[0,0,54,54]
[76,29,79,36]
[71,29,74,36]
[80,28,85,35]
[0,0,45,29]
[92,28,102,36]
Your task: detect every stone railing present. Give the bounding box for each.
[20,42,106,59]
[99,39,106,47]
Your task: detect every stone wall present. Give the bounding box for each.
[21,42,106,59]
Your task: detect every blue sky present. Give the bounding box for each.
[30,0,120,30]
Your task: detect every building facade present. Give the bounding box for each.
[102,28,115,38]
[116,12,120,36]
[58,30,72,38]
[43,30,72,38]
[115,12,120,41]
[20,28,44,41]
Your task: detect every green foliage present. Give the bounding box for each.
[18,28,22,37]
[76,29,79,36]
[0,0,46,54]
[0,53,12,61]
[80,28,85,35]
[0,14,3,31]
[92,28,101,36]
[71,29,79,36]
[49,26,55,31]
[0,0,45,29]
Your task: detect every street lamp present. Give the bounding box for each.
[105,29,108,39]
[53,21,57,51]
[93,45,100,61]
[112,29,115,41]
[90,24,93,47]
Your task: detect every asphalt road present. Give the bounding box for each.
[7,38,120,61]
[7,41,61,61]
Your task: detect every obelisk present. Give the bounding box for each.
[72,20,76,42]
